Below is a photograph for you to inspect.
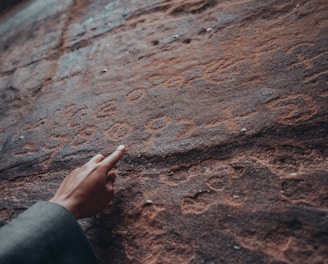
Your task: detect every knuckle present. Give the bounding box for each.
[106,184,114,192]
[97,153,105,159]
[72,167,81,174]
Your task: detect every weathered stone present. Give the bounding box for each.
[0,0,73,72]
[0,0,327,263]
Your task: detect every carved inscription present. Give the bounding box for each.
[266,94,318,125]
[125,88,147,104]
[287,52,327,71]
[285,42,327,84]
[175,118,195,139]
[160,170,193,186]
[163,75,185,89]
[22,118,47,132]
[11,39,323,165]
[146,115,172,132]
[13,90,320,160]
[318,90,328,98]
[67,107,88,128]
[145,115,172,147]
[94,99,117,119]
[204,107,257,133]
[13,142,38,156]
[104,122,133,141]
[304,69,328,84]
[181,191,215,214]
[286,42,315,55]
[71,125,97,147]
[43,135,68,150]
[202,59,241,85]
[206,165,236,191]
[42,134,69,167]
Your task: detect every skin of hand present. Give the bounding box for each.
[50,145,125,219]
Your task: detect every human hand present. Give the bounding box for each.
[50,145,125,219]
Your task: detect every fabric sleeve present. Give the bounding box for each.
[0,201,97,264]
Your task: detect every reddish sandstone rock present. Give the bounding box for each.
[0,0,327,263]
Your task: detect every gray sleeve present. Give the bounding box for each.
[0,201,97,264]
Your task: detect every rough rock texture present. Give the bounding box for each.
[0,0,327,263]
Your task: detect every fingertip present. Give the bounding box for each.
[106,182,115,193]
[101,145,125,169]
[107,171,117,183]
[117,145,125,152]
[90,153,105,163]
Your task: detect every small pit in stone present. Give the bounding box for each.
[152,40,159,46]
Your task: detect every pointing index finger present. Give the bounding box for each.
[101,145,126,170]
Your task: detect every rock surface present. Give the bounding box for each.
[0,0,327,263]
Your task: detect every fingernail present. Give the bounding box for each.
[117,145,125,151]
